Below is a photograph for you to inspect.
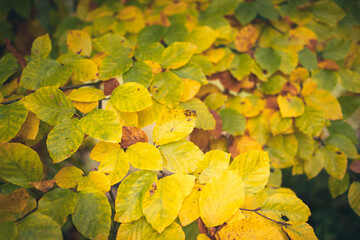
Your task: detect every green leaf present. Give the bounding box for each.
[135,42,164,63]
[46,118,84,163]
[142,174,194,233]
[203,0,238,16]
[161,42,197,69]
[277,94,305,118]
[277,49,298,75]
[17,213,62,240]
[348,182,360,217]
[93,33,131,56]
[31,33,52,58]
[323,39,351,61]
[259,193,311,222]
[310,1,345,27]
[127,143,163,170]
[21,86,75,125]
[0,53,18,86]
[338,69,360,93]
[117,217,185,239]
[199,170,245,227]
[294,131,315,161]
[20,59,73,90]
[185,26,217,54]
[328,120,358,145]
[194,150,230,184]
[229,150,270,195]
[115,170,157,223]
[99,54,133,80]
[234,2,257,25]
[180,98,215,130]
[254,48,281,75]
[0,102,28,143]
[312,69,338,92]
[326,134,359,159]
[304,148,325,180]
[295,105,325,136]
[322,145,347,180]
[37,188,77,225]
[137,25,165,46]
[159,140,203,174]
[328,173,349,199]
[0,143,42,188]
[123,61,153,88]
[67,30,92,57]
[0,221,17,240]
[110,82,152,112]
[229,54,254,80]
[81,109,122,143]
[97,148,129,185]
[219,108,246,136]
[150,71,184,108]
[298,48,317,71]
[260,75,286,95]
[73,190,111,239]
[171,62,207,85]
[255,0,279,20]
[338,96,360,119]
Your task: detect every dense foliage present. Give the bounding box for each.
[0,0,360,239]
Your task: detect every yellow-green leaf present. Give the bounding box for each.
[219,108,246,136]
[81,109,122,143]
[328,173,349,199]
[260,75,286,95]
[0,143,42,188]
[31,33,51,58]
[137,99,166,128]
[348,181,360,217]
[171,62,208,85]
[127,142,163,171]
[67,30,92,57]
[159,140,203,174]
[71,59,98,82]
[0,102,28,143]
[17,213,62,240]
[295,105,325,136]
[304,89,342,120]
[326,134,359,159]
[229,54,254,80]
[150,71,184,108]
[180,98,215,130]
[199,170,245,227]
[99,54,133,80]
[90,141,120,162]
[304,148,324,180]
[294,131,315,161]
[46,118,84,163]
[185,26,217,54]
[110,82,152,112]
[322,145,347,180]
[179,183,202,226]
[0,221,17,240]
[283,222,318,240]
[277,48,298,75]
[161,42,197,69]
[259,193,311,222]
[269,111,292,135]
[123,61,153,88]
[37,188,77,225]
[229,150,270,195]
[115,170,157,223]
[73,190,111,239]
[54,166,84,189]
[194,150,230,184]
[21,86,75,125]
[98,148,129,185]
[78,171,111,193]
[67,88,105,102]
[277,94,305,118]
[153,109,196,145]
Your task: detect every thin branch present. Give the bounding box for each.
[109,188,118,240]
[268,23,285,34]
[4,38,27,69]
[239,207,291,226]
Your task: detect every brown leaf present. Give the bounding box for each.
[120,126,148,148]
[0,188,29,212]
[228,135,262,158]
[208,110,222,138]
[234,25,257,53]
[350,160,360,174]
[265,96,279,109]
[318,60,340,70]
[198,218,208,235]
[103,78,119,95]
[30,179,56,193]
[305,40,317,52]
[208,71,242,92]
[281,82,299,96]
[190,128,211,152]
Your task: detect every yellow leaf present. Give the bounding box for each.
[277,94,305,118]
[204,48,226,63]
[67,88,105,102]
[78,171,111,193]
[283,222,318,240]
[159,140,203,174]
[161,42,197,69]
[301,79,317,96]
[115,170,157,223]
[116,6,140,20]
[197,234,211,240]
[194,150,230,184]
[137,100,166,128]
[186,26,217,54]
[199,170,245,227]
[179,183,202,226]
[216,211,287,240]
[180,98,216,130]
[90,141,120,162]
[259,193,311,222]
[127,142,163,171]
[72,101,98,114]
[229,151,270,196]
[67,30,92,57]
[295,105,325,136]
[229,136,262,158]
[55,166,84,189]
[290,67,309,83]
[180,79,201,102]
[240,189,268,209]
[167,174,195,198]
[348,182,360,217]
[234,25,257,52]
[105,101,139,127]
[71,59,98,82]
[226,96,252,114]
[153,109,196,145]
[98,148,129,185]
[17,112,39,140]
[242,96,266,118]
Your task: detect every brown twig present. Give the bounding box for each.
[4,38,27,69]
[239,207,291,226]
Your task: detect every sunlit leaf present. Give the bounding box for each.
[127,143,163,170]
[90,141,120,162]
[283,222,318,240]
[338,69,360,93]
[180,98,215,130]
[0,53,18,86]
[326,134,359,159]
[295,105,325,136]
[230,54,254,80]
[172,62,207,85]
[186,26,217,54]
[304,148,324,180]
[54,166,84,189]
[179,183,202,226]
[138,100,166,128]
[277,94,305,118]
[71,59,98,82]
[294,131,315,161]
[97,148,129,185]
[67,30,92,57]
[269,111,292,135]
[67,88,105,102]
[161,42,197,69]
[260,75,286,95]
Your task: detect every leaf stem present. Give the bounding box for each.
[4,38,27,69]
[109,188,118,240]
[239,207,291,226]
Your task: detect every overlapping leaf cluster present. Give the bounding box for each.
[0,0,359,239]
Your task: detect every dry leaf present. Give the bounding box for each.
[120,126,148,148]
[208,109,222,138]
[30,179,56,192]
[318,60,340,70]
[103,78,119,95]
